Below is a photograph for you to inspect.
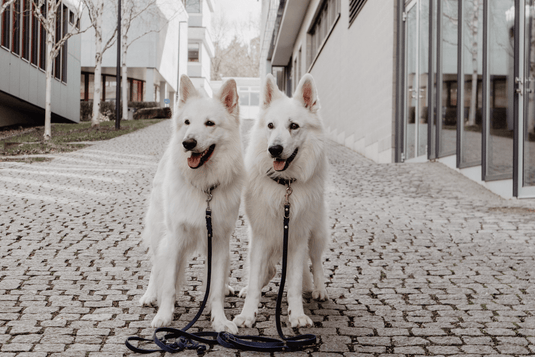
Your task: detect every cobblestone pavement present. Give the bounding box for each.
[1,119,535,357]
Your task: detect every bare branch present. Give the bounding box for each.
[0,0,16,16]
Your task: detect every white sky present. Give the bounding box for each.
[215,0,261,45]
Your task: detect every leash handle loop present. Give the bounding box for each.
[126,182,317,354]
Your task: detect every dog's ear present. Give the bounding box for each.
[179,75,198,107]
[294,74,320,113]
[262,73,282,109]
[218,79,239,121]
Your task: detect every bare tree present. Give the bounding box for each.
[120,0,182,120]
[82,0,117,127]
[32,0,88,140]
[211,12,260,80]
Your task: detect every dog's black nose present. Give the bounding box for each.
[268,145,284,157]
[182,139,197,150]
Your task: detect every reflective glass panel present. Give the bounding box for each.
[524,0,535,185]
[405,5,417,160]
[439,0,458,157]
[461,0,483,166]
[487,0,514,179]
[418,0,429,157]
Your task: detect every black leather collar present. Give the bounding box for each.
[204,184,219,194]
[270,177,296,186]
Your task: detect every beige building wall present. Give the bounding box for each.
[288,0,396,163]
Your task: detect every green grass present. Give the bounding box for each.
[1,119,166,159]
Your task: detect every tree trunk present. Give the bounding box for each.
[467,0,480,127]
[44,10,54,140]
[91,1,103,127]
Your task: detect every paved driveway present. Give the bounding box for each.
[0,120,534,356]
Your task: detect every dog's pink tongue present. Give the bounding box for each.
[188,153,202,168]
[273,160,286,171]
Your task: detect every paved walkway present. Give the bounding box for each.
[0,120,535,356]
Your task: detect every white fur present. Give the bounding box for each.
[233,73,329,329]
[139,75,244,333]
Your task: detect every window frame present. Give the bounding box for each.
[306,0,341,73]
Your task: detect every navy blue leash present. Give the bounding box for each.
[126,183,316,354]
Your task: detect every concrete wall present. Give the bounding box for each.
[284,0,396,163]
[0,23,81,126]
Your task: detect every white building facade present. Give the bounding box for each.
[185,0,215,98]
[0,2,81,127]
[80,0,189,108]
[262,0,535,199]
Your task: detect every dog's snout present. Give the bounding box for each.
[182,138,197,150]
[268,145,284,157]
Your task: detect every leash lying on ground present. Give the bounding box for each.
[126,182,316,354]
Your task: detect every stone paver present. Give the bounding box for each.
[0,119,535,356]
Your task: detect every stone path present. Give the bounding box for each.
[0,119,535,356]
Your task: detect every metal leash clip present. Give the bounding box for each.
[205,189,213,211]
[285,183,293,205]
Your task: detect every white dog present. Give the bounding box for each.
[139,75,243,333]
[233,73,329,329]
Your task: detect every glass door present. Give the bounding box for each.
[405,1,418,160]
[516,0,535,197]
[404,0,428,161]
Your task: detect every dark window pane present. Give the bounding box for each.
[188,43,199,62]
[12,0,20,55]
[22,0,29,59]
[31,2,38,65]
[2,0,12,49]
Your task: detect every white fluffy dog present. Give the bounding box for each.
[140,75,243,333]
[233,73,329,328]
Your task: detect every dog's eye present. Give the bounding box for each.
[290,123,300,130]
[267,123,274,129]
[205,120,215,127]
[184,119,190,125]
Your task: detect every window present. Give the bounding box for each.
[39,4,46,70]
[2,0,12,49]
[30,2,38,65]
[183,0,201,13]
[188,43,199,62]
[61,4,68,82]
[349,0,367,27]
[307,0,340,69]
[21,0,30,60]
[12,0,20,55]
[131,79,144,101]
[54,7,61,79]
[104,75,117,101]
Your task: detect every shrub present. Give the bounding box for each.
[80,101,159,122]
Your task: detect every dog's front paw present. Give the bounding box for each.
[289,313,313,328]
[212,318,238,334]
[233,312,256,328]
[238,286,248,298]
[151,310,173,328]
[225,284,235,296]
[139,292,157,307]
[312,287,328,301]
